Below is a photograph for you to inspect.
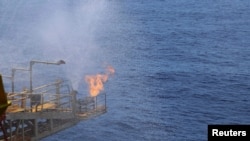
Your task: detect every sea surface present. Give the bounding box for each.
[1,0,250,141]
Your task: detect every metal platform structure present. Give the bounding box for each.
[0,60,107,141]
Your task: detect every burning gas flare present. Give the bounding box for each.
[85,66,115,97]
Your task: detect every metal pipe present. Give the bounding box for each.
[11,68,29,93]
[29,60,66,92]
[71,90,77,117]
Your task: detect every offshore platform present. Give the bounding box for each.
[0,60,108,141]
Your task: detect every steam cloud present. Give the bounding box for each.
[0,0,112,91]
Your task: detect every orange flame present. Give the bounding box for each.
[106,65,115,75]
[85,66,115,97]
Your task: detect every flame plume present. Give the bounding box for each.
[85,66,115,97]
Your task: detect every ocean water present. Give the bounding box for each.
[1,0,250,141]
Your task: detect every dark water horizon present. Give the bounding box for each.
[1,0,250,140]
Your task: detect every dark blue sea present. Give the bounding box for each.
[1,0,250,140]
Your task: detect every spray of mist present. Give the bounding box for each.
[37,0,110,90]
[0,0,114,92]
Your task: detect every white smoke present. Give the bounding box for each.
[0,0,113,91]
